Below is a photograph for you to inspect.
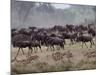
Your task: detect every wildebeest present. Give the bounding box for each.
[76,35,95,48]
[45,36,65,51]
[62,32,77,45]
[31,40,42,53]
[12,40,33,61]
[11,23,96,61]
[66,24,75,32]
[12,34,42,61]
[52,25,66,32]
[11,29,19,37]
[88,28,96,37]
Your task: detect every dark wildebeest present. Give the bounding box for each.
[12,34,42,61]
[88,28,96,37]
[78,25,88,31]
[50,33,65,44]
[45,36,65,51]
[62,32,77,45]
[31,40,42,53]
[69,32,78,45]
[31,32,45,45]
[52,25,66,32]
[11,29,19,37]
[13,41,33,60]
[18,28,32,36]
[12,34,32,60]
[76,35,94,48]
[29,26,37,31]
[66,24,75,32]
[88,23,96,37]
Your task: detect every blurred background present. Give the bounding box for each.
[11,0,96,28]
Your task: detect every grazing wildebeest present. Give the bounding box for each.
[76,35,94,48]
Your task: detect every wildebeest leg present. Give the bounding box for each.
[46,46,49,51]
[52,45,55,51]
[48,46,51,51]
[30,47,33,54]
[74,39,77,44]
[33,47,36,53]
[27,50,30,57]
[14,47,20,60]
[28,47,33,57]
[21,48,25,55]
[84,42,88,48]
[63,39,66,44]
[92,40,95,45]
[70,39,74,45]
[60,44,64,50]
[50,46,53,51]
[58,46,60,50]
[36,47,38,52]
[27,49,30,57]
[39,46,42,52]
[69,39,72,46]
[90,41,92,48]
[62,44,64,50]
[72,39,74,45]
[82,42,84,48]
[57,45,60,50]
[34,47,37,53]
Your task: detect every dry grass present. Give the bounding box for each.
[11,39,96,74]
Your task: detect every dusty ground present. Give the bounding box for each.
[11,39,96,74]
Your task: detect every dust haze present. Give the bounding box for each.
[11,0,96,28]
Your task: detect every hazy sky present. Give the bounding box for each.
[52,4,71,9]
[11,0,96,28]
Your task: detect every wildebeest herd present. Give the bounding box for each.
[11,23,96,61]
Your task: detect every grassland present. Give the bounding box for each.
[11,39,96,74]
